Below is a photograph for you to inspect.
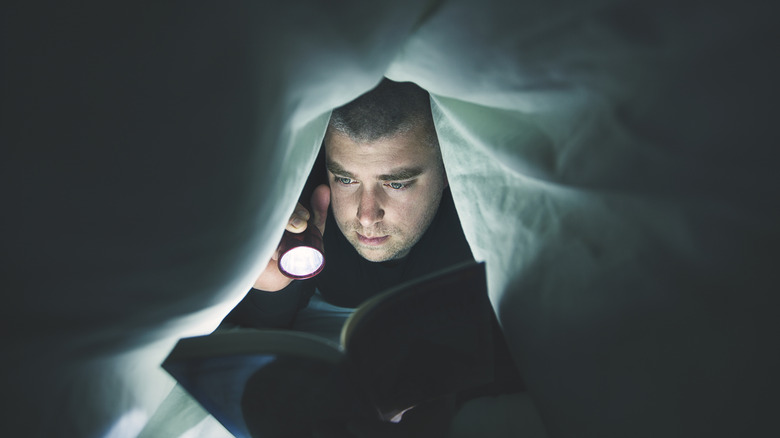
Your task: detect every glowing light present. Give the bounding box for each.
[279,246,324,278]
[277,224,325,279]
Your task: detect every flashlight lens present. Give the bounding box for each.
[279,246,324,278]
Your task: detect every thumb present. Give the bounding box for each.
[310,184,330,235]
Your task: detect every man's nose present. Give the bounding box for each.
[356,187,384,228]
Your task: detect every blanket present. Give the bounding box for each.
[3,1,777,436]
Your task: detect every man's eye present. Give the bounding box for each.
[337,177,355,185]
[386,182,406,190]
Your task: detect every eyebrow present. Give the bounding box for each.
[378,167,424,181]
[326,160,424,181]
[326,160,356,179]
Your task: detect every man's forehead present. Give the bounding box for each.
[324,130,437,178]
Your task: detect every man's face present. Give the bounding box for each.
[325,125,447,262]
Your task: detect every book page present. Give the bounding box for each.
[340,261,494,416]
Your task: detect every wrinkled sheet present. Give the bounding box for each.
[3,1,778,437]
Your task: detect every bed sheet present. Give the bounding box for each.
[3,1,778,437]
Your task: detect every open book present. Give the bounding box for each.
[162,260,494,437]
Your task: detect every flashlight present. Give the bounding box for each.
[277,223,325,279]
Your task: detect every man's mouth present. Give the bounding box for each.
[356,233,389,246]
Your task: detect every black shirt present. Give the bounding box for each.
[220,187,474,329]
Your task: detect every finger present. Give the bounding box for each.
[310,184,330,235]
[253,257,293,292]
[285,202,310,233]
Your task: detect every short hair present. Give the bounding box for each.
[328,78,439,148]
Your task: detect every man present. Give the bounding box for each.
[221,78,474,339]
[222,78,478,436]
[222,78,525,437]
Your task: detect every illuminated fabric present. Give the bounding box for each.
[4,1,777,436]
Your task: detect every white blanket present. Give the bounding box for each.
[3,1,777,436]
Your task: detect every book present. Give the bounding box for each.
[162,260,494,437]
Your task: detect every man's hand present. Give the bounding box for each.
[253,184,330,291]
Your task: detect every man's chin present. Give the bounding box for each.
[355,247,393,263]
[353,243,412,263]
